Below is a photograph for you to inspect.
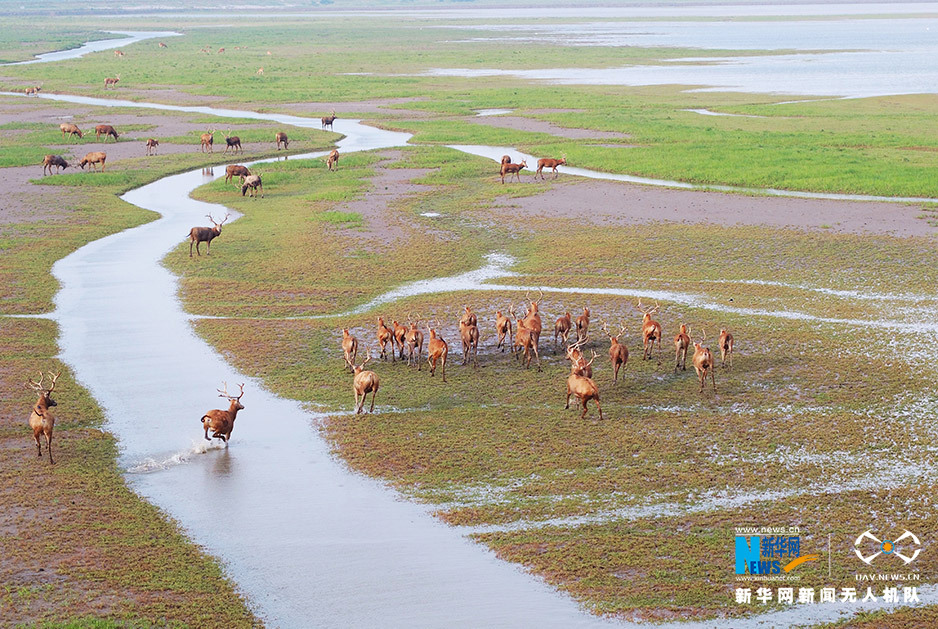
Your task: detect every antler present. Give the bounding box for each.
[359,352,372,369]
[217,382,244,400]
[47,372,60,393]
[25,371,46,392]
[585,350,597,367]
[534,289,543,305]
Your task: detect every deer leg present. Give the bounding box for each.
[46,432,54,464]
[355,391,363,414]
[369,389,377,413]
[581,399,589,420]
[595,399,603,421]
[34,431,42,457]
[440,353,447,383]
[533,345,541,372]
[710,368,717,393]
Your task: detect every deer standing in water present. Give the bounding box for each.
[322,108,337,130]
[26,371,60,464]
[201,383,245,445]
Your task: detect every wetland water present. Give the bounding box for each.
[7,31,179,65]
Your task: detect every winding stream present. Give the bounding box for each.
[6,31,180,66]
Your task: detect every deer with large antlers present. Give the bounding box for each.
[426,322,448,381]
[188,213,229,257]
[510,306,541,371]
[494,309,513,352]
[636,299,663,361]
[692,331,717,394]
[554,311,572,347]
[405,316,424,368]
[674,323,690,373]
[392,320,408,361]
[376,317,394,361]
[349,353,379,414]
[565,338,592,378]
[719,328,734,368]
[575,306,590,343]
[565,351,602,420]
[341,328,359,371]
[25,371,59,464]
[322,109,337,130]
[602,321,629,382]
[201,383,245,445]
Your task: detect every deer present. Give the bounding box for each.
[565,351,602,420]
[692,331,717,393]
[426,322,449,381]
[25,85,42,96]
[275,131,289,150]
[217,47,225,54]
[223,129,242,154]
[536,156,566,180]
[322,109,337,130]
[201,382,244,445]
[376,317,394,361]
[459,318,480,367]
[188,213,229,257]
[405,316,425,368]
[500,159,526,183]
[158,41,168,48]
[95,124,119,142]
[575,306,590,343]
[78,151,106,172]
[635,298,662,361]
[494,309,513,352]
[114,49,124,57]
[553,311,572,347]
[523,290,543,349]
[392,320,409,361]
[565,338,592,378]
[674,323,691,372]
[510,305,541,371]
[103,75,120,89]
[719,328,734,368]
[59,123,83,141]
[256,67,264,75]
[200,129,215,153]
[348,353,379,414]
[25,371,60,464]
[327,149,339,171]
[225,164,251,185]
[341,328,359,371]
[241,174,263,198]
[460,305,478,327]
[41,155,69,176]
[501,155,512,165]
[602,321,629,382]
[145,138,159,156]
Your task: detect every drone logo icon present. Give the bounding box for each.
[854,530,921,565]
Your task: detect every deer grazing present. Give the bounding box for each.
[674,323,690,372]
[719,328,734,368]
[536,156,566,180]
[103,75,120,89]
[405,316,425,368]
[554,311,572,346]
[223,129,242,154]
[494,309,513,352]
[635,299,662,361]
[145,138,159,155]
[341,328,359,371]
[200,129,215,153]
[322,109,337,130]
[188,213,229,257]
[95,124,119,142]
[392,320,409,361]
[510,306,541,371]
[500,159,526,183]
[114,49,124,57]
[349,353,379,414]
[256,67,264,75]
[59,123,83,141]
[225,164,251,185]
[25,371,60,464]
[602,321,629,382]
[376,317,394,361]
[575,306,590,343]
[459,317,480,367]
[41,154,69,176]
[426,322,449,381]
[275,131,289,150]
[692,331,717,393]
[241,174,263,197]
[201,382,245,445]
[78,151,106,172]
[565,351,602,420]
[327,149,339,171]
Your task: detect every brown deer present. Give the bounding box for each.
[95,124,119,142]
[523,290,543,349]
[426,322,449,381]
[494,309,512,352]
[510,306,541,371]
[565,351,602,420]
[636,299,662,361]
[500,159,526,183]
[500,155,512,165]
[692,331,716,393]
[223,129,242,154]
[326,149,339,171]
[59,123,83,141]
[322,109,337,130]
[674,323,690,372]
[200,129,215,153]
[719,328,734,368]
[256,67,264,75]
[459,318,480,367]
[376,317,394,361]
[575,306,590,343]
[103,74,120,89]
[392,320,408,361]
[565,338,592,378]
[460,305,478,327]
[41,154,69,176]
[554,311,572,346]
[25,371,59,464]
[536,156,566,180]
[405,316,424,368]
[114,49,124,57]
[241,174,263,198]
[225,164,251,185]
[25,85,42,96]
[201,382,245,445]
[349,353,379,414]
[275,131,289,150]
[188,213,229,257]
[78,151,106,172]
[145,138,159,156]
[158,41,168,48]
[217,47,225,54]
[341,328,359,371]
[602,321,629,382]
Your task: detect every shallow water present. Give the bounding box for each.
[5,31,180,66]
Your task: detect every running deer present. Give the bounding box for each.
[275,131,289,150]
[719,328,734,368]
[95,124,119,142]
[426,322,448,381]
[26,371,59,464]
[322,109,337,130]
[460,305,478,327]
[500,159,526,183]
[348,353,379,414]
[510,305,541,371]
[692,331,716,394]
[495,309,513,352]
[565,338,592,378]
[523,290,543,349]
[674,324,690,372]
[201,382,245,445]
[575,306,590,343]
[565,351,602,420]
[145,138,159,156]
[392,320,408,361]
[459,318,480,367]
[326,149,339,171]
[554,311,572,346]
[636,298,662,361]
[602,321,629,382]
[200,129,215,153]
[103,75,120,89]
[188,213,229,257]
[341,328,359,371]
[59,123,83,141]
[41,155,69,176]
[405,316,424,368]
[535,156,566,180]
[223,129,242,154]
[376,317,394,361]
